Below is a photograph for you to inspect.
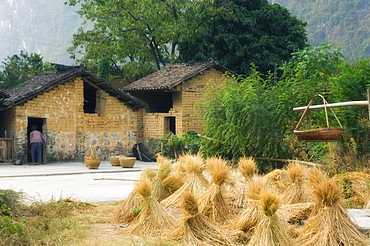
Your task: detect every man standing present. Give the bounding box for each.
[30,125,46,165]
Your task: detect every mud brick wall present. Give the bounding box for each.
[141,68,225,140]
[4,78,141,163]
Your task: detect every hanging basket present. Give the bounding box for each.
[294,94,345,142]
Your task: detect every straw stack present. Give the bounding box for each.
[248,190,297,246]
[160,154,209,211]
[281,161,310,205]
[122,176,176,237]
[115,167,156,224]
[168,192,238,246]
[152,157,175,201]
[228,176,267,233]
[296,177,370,246]
[198,157,236,224]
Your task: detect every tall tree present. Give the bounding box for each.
[66,0,220,81]
[0,51,54,89]
[179,0,308,75]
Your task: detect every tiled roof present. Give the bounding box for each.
[123,60,232,91]
[0,90,9,99]
[1,66,148,111]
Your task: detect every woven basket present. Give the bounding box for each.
[294,95,344,142]
[119,157,136,168]
[294,128,345,142]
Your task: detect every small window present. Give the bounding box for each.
[84,82,97,113]
[84,82,106,114]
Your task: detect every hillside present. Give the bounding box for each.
[270,0,370,60]
[0,0,82,65]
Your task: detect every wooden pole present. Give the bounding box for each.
[293,101,368,111]
[367,89,370,120]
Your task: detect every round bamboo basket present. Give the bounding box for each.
[294,94,344,142]
[110,156,121,166]
[294,128,345,142]
[119,157,136,168]
[85,157,101,169]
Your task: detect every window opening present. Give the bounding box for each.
[84,82,97,113]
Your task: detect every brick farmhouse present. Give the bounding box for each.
[0,60,231,164]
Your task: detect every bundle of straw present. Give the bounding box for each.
[198,157,236,224]
[263,168,290,194]
[238,156,258,180]
[168,192,238,246]
[160,154,209,211]
[225,157,259,210]
[332,171,370,208]
[225,170,250,210]
[277,202,315,225]
[248,190,296,246]
[122,176,176,237]
[281,161,309,205]
[297,177,370,246]
[152,158,174,201]
[228,176,267,233]
[115,167,156,223]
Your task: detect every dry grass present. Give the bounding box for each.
[281,161,310,204]
[160,154,210,211]
[152,158,174,201]
[198,157,236,224]
[237,156,258,180]
[228,176,267,232]
[248,190,296,246]
[114,167,156,224]
[121,177,177,237]
[297,177,370,246]
[168,192,239,246]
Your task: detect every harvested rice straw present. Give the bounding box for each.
[122,176,176,237]
[248,190,297,246]
[305,167,329,215]
[227,176,268,232]
[160,154,209,211]
[225,157,258,210]
[332,171,370,208]
[296,177,370,246]
[238,156,258,180]
[225,169,250,210]
[152,158,173,201]
[115,166,155,223]
[263,168,290,194]
[277,202,315,225]
[198,157,236,224]
[281,161,310,205]
[168,192,239,246]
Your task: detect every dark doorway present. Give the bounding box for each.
[27,117,47,163]
[165,117,176,135]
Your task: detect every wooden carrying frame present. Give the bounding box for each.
[294,94,344,142]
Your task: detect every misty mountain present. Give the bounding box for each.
[270,0,370,61]
[0,0,82,65]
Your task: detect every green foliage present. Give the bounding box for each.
[157,131,202,159]
[0,51,54,89]
[66,0,219,81]
[179,0,308,75]
[97,57,111,81]
[0,190,28,246]
[199,44,369,167]
[199,69,293,164]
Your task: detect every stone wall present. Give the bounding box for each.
[3,77,141,163]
